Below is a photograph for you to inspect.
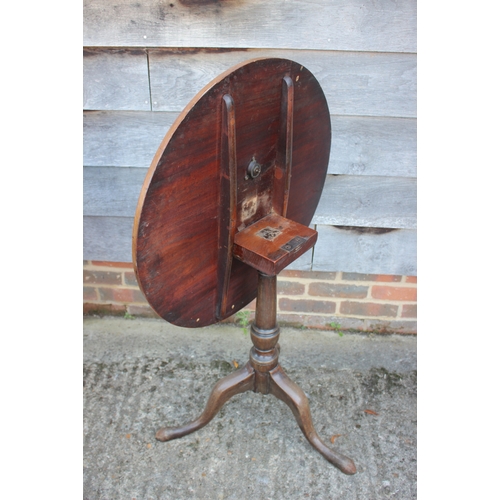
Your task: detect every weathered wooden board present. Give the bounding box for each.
[330,116,416,177]
[84,111,416,176]
[313,176,416,229]
[83,0,416,53]
[84,167,416,230]
[83,111,176,167]
[148,49,416,118]
[83,48,416,118]
[84,166,146,217]
[288,247,313,272]
[84,216,415,274]
[83,49,150,110]
[83,215,312,270]
[84,216,134,262]
[313,225,417,275]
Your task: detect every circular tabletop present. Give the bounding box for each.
[133,58,331,327]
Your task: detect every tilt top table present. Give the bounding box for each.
[132,58,356,475]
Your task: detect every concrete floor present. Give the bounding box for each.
[83,317,417,499]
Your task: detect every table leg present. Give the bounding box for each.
[156,362,255,441]
[269,364,357,475]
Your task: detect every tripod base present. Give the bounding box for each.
[157,267,355,475]
[156,361,356,475]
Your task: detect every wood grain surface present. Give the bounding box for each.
[84,0,416,53]
[83,49,150,111]
[314,225,417,275]
[133,58,331,327]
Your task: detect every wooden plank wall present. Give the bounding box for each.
[83,0,417,275]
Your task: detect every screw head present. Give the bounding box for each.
[247,159,262,179]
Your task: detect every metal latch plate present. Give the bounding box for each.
[281,236,306,252]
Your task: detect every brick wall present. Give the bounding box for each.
[83,261,417,334]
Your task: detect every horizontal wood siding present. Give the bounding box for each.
[84,216,134,263]
[148,49,416,118]
[83,111,175,167]
[314,176,416,229]
[83,166,145,217]
[84,166,416,229]
[83,0,416,53]
[83,0,417,275]
[330,116,416,177]
[84,216,416,275]
[83,49,150,111]
[313,226,417,276]
[84,48,416,118]
[84,215,313,270]
[84,111,416,177]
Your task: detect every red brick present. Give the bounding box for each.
[342,272,401,282]
[304,271,337,280]
[99,287,147,303]
[92,261,134,268]
[83,287,98,301]
[401,304,417,318]
[371,286,417,301]
[279,298,336,314]
[340,301,398,318]
[277,281,305,295]
[309,282,368,299]
[376,274,402,282]
[406,276,417,283]
[84,270,122,285]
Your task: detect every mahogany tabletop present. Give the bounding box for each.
[133,58,331,327]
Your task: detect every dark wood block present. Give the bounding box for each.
[233,214,317,276]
